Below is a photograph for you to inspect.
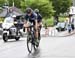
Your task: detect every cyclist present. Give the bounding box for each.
[24,8,38,45]
[34,9,42,39]
[34,9,42,29]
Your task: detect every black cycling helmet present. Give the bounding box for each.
[34,9,39,13]
[26,8,32,14]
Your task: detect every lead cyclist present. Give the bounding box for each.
[24,8,40,46]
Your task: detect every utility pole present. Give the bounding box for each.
[13,0,15,7]
[72,0,75,6]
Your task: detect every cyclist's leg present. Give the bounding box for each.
[38,25,41,40]
[37,22,42,39]
[34,24,40,45]
[34,24,39,39]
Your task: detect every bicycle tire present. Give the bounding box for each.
[36,31,41,47]
[27,34,32,53]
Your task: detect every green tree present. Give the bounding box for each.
[8,0,21,8]
[50,0,72,16]
[20,0,27,11]
[21,0,54,18]
[0,0,6,7]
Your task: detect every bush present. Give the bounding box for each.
[43,17,54,27]
[0,18,4,23]
[43,16,67,27]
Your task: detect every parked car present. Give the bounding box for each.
[56,22,66,32]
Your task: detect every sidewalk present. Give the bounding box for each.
[54,30,75,37]
[41,27,75,37]
[60,30,75,37]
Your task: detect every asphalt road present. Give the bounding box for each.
[0,34,75,58]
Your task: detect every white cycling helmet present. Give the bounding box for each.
[34,9,39,13]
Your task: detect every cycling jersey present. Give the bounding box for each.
[36,13,42,23]
[25,12,37,25]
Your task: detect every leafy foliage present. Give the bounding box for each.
[21,0,54,18]
[49,0,72,16]
[0,0,72,18]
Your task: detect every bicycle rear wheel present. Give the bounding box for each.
[35,31,41,48]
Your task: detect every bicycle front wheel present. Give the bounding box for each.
[27,35,33,53]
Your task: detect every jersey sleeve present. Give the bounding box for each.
[37,14,42,22]
[34,13,37,20]
[39,14,42,19]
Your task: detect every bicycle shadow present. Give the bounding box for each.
[26,48,41,58]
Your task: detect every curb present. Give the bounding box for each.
[51,31,75,37]
[40,30,75,37]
